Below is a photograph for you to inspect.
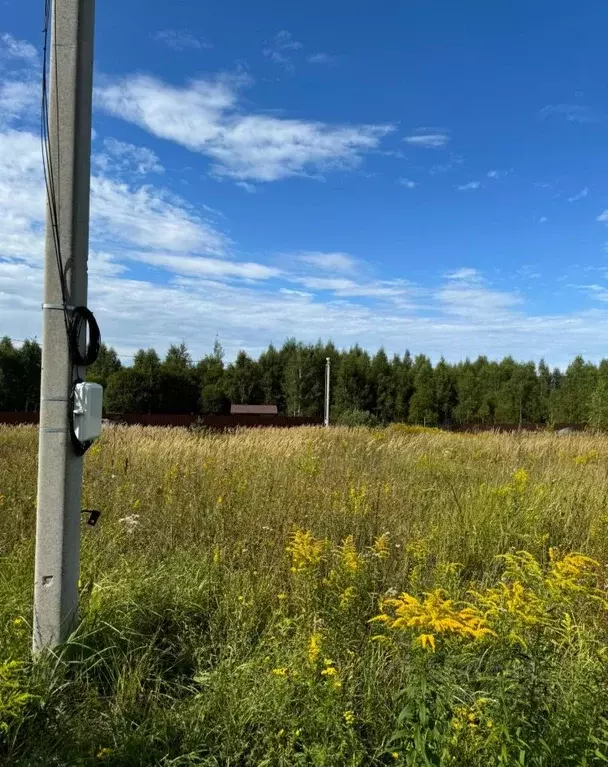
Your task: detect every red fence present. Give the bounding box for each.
[0,411,322,429]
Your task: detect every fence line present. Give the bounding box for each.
[0,412,322,429]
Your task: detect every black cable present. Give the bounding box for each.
[69,306,101,367]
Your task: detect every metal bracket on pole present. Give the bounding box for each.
[42,303,75,311]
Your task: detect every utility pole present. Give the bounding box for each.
[324,357,331,427]
[33,0,95,652]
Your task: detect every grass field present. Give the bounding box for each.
[1,424,608,765]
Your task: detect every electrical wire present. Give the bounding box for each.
[41,0,101,455]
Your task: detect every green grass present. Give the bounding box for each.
[1,424,608,765]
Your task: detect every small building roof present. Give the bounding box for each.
[230,404,278,415]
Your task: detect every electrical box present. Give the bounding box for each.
[73,382,103,442]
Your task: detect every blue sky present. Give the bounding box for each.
[2,0,608,365]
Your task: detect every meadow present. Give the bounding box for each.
[1,424,608,765]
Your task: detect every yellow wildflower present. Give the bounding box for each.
[321,665,337,677]
[416,633,436,652]
[288,530,325,573]
[307,632,322,664]
[13,617,23,628]
[96,748,113,759]
[512,467,529,489]
[371,533,390,559]
[277,592,288,600]
[340,586,357,609]
[340,535,360,572]
[391,753,399,761]
[372,588,494,646]
[343,710,355,725]
[272,667,288,677]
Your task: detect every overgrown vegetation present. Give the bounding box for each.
[4,334,608,425]
[1,424,608,765]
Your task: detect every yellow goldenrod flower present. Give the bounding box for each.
[307,632,322,664]
[372,588,494,646]
[416,633,436,652]
[321,665,337,676]
[343,710,355,725]
[271,667,288,677]
[340,535,360,572]
[287,530,325,573]
[372,533,390,559]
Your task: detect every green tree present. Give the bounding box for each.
[197,339,228,414]
[408,355,437,425]
[371,348,395,423]
[258,344,285,412]
[130,349,162,412]
[553,356,597,424]
[393,351,413,422]
[588,360,608,429]
[334,346,373,416]
[226,351,262,405]
[434,357,456,425]
[0,337,22,411]
[454,360,478,424]
[18,339,42,412]
[87,343,121,390]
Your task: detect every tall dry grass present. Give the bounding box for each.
[1,424,608,765]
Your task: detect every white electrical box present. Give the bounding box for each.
[73,382,103,442]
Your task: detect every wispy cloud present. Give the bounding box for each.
[597,210,608,222]
[93,138,164,176]
[306,52,338,65]
[456,181,481,191]
[263,30,302,72]
[96,74,393,182]
[540,104,598,123]
[429,154,463,175]
[539,217,548,224]
[154,29,210,51]
[487,169,511,180]
[404,128,450,149]
[295,251,358,273]
[396,177,416,189]
[0,33,36,61]
[567,186,588,203]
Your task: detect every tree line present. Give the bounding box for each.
[2,335,608,427]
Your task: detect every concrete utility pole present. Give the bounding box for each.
[33,0,95,652]
[324,357,331,427]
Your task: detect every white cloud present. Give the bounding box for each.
[540,104,597,123]
[456,181,481,191]
[396,177,416,189]
[96,74,393,182]
[597,210,608,222]
[154,29,210,51]
[567,186,588,203]
[437,269,522,319]
[294,275,412,301]
[307,53,338,65]
[487,169,511,180]
[0,80,38,126]
[404,128,450,149]
[1,33,36,61]
[90,176,228,256]
[539,216,548,224]
[93,138,164,175]
[263,30,302,72]
[295,251,357,273]
[125,252,279,281]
